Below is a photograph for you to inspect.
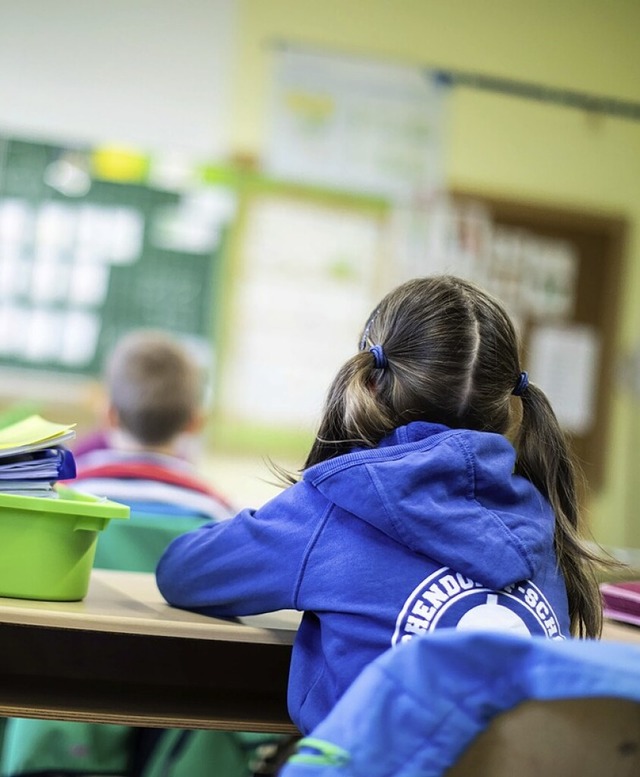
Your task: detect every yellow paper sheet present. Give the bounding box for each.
[0,415,76,450]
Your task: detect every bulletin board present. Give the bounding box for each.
[211,175,389,458]
[443,190,627,491]
[208,172,627,484]
[0,135,233,379]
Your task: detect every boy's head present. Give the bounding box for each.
[105,329,205,449]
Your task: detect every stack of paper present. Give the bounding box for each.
[0,415,76,498]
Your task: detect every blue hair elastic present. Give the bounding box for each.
[512,371,529,396]
[369,344,388,370]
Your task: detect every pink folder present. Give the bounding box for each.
[601,581,640,627]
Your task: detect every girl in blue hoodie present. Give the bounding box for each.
[156,275,605,735]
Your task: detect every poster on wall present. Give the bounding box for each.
[219,193,386,430]
[388,194,580,328]
[264,46,449,200]
[527,324,600,435]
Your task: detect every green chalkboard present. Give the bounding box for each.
[0,136,230,376]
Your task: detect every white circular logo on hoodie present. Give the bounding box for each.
[392,567,564,645]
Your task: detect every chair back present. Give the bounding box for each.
[280,630,640,777]
[94,511,211,572]
[447,696,640,776]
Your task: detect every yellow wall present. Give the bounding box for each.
[231,0,640,548]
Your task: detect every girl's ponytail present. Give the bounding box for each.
[514,383,603,637]
[303,350,396,469]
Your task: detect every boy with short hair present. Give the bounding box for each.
[72,329,233,522]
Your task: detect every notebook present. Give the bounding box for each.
[0,415,76,497]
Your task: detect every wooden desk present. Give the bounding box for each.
[0,569,636,736]
[0,569,300,733]
[602,618,640,645]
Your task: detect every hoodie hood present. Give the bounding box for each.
[304,422,555,590]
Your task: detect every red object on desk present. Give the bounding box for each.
[601,581,640,627]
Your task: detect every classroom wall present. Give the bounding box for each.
[231,0,640,550]
[1,0,640,547]
[0,0,237,156]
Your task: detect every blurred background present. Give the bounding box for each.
[0,0,638,554]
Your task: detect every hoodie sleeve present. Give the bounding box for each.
[155,480,326,616]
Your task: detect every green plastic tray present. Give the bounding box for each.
[0,486,129,601]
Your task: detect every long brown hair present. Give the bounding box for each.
[303,275,605,638]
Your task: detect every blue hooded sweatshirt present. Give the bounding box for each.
[155,422,570,734]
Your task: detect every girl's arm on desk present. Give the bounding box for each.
[155,481,324,617]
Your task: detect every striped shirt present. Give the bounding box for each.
[67,449,235,523]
